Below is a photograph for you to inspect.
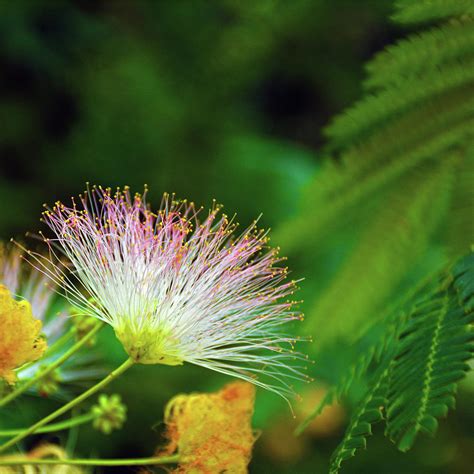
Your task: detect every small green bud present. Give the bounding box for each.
[92,394,127,434]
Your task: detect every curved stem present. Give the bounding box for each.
[0,357,134,454]
[0,322,103,408]
[43,327,76,357]
[0,454,180,466]
[0,413,96,437]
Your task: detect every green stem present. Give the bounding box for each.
[0,413,96,437]
[0,357,134,454]
[44,327,76,357]
[0,454,180,466]
[0,322,103,408]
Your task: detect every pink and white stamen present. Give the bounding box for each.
[28,186,309,399]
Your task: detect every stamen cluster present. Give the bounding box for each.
[30,186,307,398]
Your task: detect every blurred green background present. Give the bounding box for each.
[1,1,473,473]
[0,0,397,238]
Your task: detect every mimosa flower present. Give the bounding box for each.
[161,381,256,472]
[30,186,308,398]
[0,285,47,384]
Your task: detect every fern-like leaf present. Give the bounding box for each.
[284,1,474,470]
[296,260,444,436]
[276,0,474,260]
[276,116,473,253]
[325,60,474,149]
[392,0,474,25]
[329,367,389,474]
[324,253,473,472]
[365,21,474,90]
[386,253,474,451]
[296,323,391,436]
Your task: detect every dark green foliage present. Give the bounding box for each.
[290,1,474,472]
[275,0,474,343]
[276,6,474,301]
[301,253,474,473]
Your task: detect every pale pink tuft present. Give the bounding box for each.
[27,186,309,399]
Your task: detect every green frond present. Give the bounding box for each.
[297,262,445,437]
[305,161,454,343]
[392,0,474,25]
[329,367,389,474]
[365,21,474,90]
[281,1,474,470]
[443,154,474,256]
[323,253,473,472]
[276,81,474,253]
[336,87,474,173]
[311,101,474,219]
[276,13,474,254]
[297,329,391,436]
[385,253,474,451]
[325,60,474,149]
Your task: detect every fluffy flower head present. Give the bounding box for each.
[32,186,308,398]
[162,381,256,472]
